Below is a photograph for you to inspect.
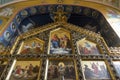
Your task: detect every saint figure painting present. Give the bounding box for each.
[47,60,76,80]
[49,28,72,54]
[82,61,111,80]
[77,38,99,55]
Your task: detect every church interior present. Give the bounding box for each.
[0,0,120,80]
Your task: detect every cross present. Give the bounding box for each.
[53,7,68,22]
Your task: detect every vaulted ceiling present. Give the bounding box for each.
[0,0,120,47]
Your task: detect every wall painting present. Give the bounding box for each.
[49,28,72,54]
[81,61,111,80]
[18,38,44,54]
[77,38,100,55]
[9,60,40,80]
[46,60,76,80]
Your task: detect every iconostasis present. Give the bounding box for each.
[0,22,120,80]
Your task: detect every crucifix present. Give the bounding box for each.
[53,7,68,22]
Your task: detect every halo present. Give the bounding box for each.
[58,62,65,67]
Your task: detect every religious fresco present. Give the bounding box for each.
[77,38,100,55]
[113,61,120,77]
[0,7,14,17]
[65,6,73,13]
[18,38,44,54]
[3,31,11,42]
[0,3,120,80]
[83,8,91,16]
[84,23,97,32]
[16,15,21,25]
[0,61,7,76]
[92,11,99,18]
[10,22,17,32]
[38,6,46,14]
[49,28,72,54]
[30,7,37,15]
[84,0,118,7]
[9,61,40,80]
[82,61,111,80]
[20,10,28,17]
[47,60,76,80]
[21,22,34,33]
[106,8,120,38]
[106,9,120,19]
[0,19,2,25]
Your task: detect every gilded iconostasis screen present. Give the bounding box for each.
[0,23,119,80]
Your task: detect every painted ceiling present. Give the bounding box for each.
[0,0,120,47]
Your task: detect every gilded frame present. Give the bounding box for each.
[45,58,79,80]
[5,21,117,80]
[0,59,8,79]
[76,38,103,55]
[6,59,42,80]
[81,59,115,80]
[17,37,44,54]
[48,28,73,54]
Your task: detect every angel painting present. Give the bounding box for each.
[19,38,44,54]
[77,39,100,55]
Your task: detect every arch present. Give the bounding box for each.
[0,4,119,47]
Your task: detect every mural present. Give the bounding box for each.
[0,61,7,76]
[4,31,11,42]
[30,7,37,15]
[84,23,97,32]
[82,61,111,80]
[10,61,40,80]
[106,8,120,37]
[92,11,99,18]
[47,60,76,80]
[113,61,120,77]
[19,38,44,54]
[21,23,34,33]
[84,0,118,7]
[106,9,120,18]
[0,19,2,25]
[77,38,100,55]
[49,28,72,54]
[20,10,28,17]
[0,7,14,17]
[10,22,17,32]
[16,15,21,24]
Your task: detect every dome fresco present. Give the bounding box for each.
[0,20,2,25]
